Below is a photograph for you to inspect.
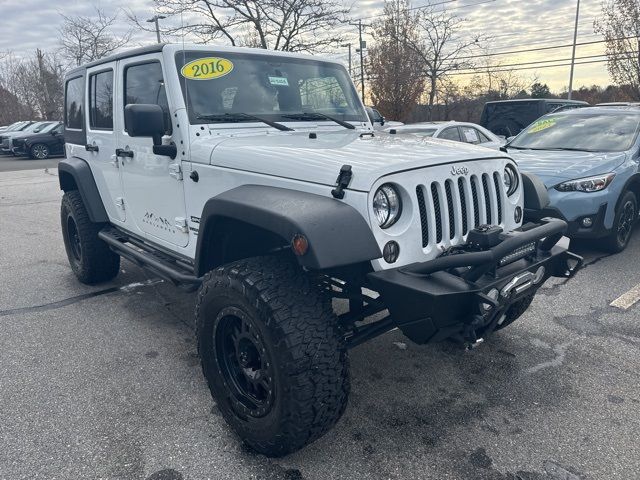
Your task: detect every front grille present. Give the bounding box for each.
[431,183,443,243]
[417,170,505,248]
[482,174,492,224]
[416,186,429,248]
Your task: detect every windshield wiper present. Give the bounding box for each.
[282,112,355,130]
[197,113,294,132]
[547,147,598,152]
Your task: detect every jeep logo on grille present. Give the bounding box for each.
[451,165,469,176]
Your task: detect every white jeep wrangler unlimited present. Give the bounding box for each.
[59,44,581,456]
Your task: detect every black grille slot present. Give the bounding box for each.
[493,172,503,224]
[458,177,468,235]
[431,183,443,243]
[416,186,429,248]
[445,180,455,239]
[482,174,492,224]
[470,177,480,227]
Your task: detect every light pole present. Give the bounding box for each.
[147,15,166,44]
[341,43,352,76]
[568,0,580,100]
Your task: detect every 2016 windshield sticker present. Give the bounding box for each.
[181,57,234,80]
[268,76,289,86]
[529,118,558,133]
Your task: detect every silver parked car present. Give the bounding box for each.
[386,121,505,150]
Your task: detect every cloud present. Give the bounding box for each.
[0,0,609,90]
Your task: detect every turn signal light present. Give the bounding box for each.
[291,234,309,256]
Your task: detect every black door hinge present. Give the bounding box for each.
[331,164,353,199]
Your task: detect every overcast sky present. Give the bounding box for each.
[0,0,608,91]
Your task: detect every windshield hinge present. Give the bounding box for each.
[169,163,183,181]
[331,164,353,199]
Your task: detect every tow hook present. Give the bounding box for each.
[501,271,535,298]
[466,338,485,350]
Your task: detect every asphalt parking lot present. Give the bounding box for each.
[1,167,639,480]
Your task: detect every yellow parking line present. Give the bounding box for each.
[610,284,640,310]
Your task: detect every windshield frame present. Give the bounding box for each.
[174,50,368,126]
[508,112,640,153]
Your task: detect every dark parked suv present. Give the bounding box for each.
[11,122,64,159]
[480,99,588,137]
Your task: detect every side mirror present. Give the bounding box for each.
[124,104,176,159]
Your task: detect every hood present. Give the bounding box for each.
[507,149,627,188]
[202,130,507,191]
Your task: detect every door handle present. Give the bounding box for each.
[85,144,99,152]
[115,148,134,158]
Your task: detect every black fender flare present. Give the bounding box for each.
[58,157,109,223]
[194,185,382,274]
[521,172,550,211]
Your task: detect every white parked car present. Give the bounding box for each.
[59,43,581,457]
[386,121,505,150]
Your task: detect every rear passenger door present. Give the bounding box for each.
[85,64,126,222]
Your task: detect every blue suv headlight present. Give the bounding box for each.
[555,173,616,193]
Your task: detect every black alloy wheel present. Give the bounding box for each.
[215,306,276,418]
[604,191,637,253]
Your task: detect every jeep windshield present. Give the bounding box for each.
[509,112,640,153]
[175,51,367,126]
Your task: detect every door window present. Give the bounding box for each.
[89,70,114,130]
[439,127,461,142]
[124,62,171,134]
[65,77,84,130]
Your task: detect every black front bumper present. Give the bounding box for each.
[525,204,609,239]
[367,218,582,344]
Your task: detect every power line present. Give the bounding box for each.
[446,57,626,76]
[453,36,637,61]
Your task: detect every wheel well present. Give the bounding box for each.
[197,217,289,274]
[625,177,640,204]
[59,170,78,192]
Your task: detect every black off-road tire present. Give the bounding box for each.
[61,191,120,284]
[495,293,535,331]
[196,255,350,457]
[603,191,637,253]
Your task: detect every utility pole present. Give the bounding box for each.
[341,43,352,76]
[350,20,369,104]
[147,15,166,44]
[568,0,580,100]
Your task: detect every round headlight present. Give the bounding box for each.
[373,184,402,229]
[503,164,519,196]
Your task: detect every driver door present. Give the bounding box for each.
[115,55,189,247]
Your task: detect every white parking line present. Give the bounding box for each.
[610,283,640,310]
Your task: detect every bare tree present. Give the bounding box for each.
[398,8,483,120]
[59,8,133,66]
[0,50,64,122]
[595,0,640,99]
[367,0,425,122]
[129,0,350,52]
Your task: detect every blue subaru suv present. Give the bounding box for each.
[505,106,640,252]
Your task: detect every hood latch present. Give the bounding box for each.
[331,164,353,199]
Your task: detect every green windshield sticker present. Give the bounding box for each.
[529,118,558,133]
[268,76,289,86]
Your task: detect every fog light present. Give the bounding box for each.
[582,217,593,228]
[533,266,546,284]
[514,206,523,223]
[383,241,400,263]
